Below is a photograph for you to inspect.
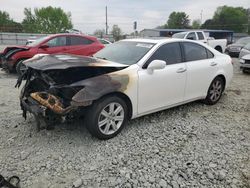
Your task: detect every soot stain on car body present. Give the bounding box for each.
[17,54,131,128]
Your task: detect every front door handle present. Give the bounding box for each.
[176,67,187,73]
[210,62,218,66]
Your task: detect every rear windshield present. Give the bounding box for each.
[236,37,250,45]
[172,32,187,39]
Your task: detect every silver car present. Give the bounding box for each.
[239,43,250,59]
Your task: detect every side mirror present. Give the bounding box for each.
[39,44,49,49]
[147,60,166,74]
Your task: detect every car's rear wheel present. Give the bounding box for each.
[85,96,128,139]
[203,77,225,105]
[16,60,27,76]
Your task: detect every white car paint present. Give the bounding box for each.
[112,38,233,119]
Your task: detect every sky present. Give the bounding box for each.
[0,0,249,34]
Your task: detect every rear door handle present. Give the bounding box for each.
[210,62,217,66]
[176,67,187,73]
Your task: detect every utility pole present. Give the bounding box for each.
[200,10,203,24]
[105,6,108,35]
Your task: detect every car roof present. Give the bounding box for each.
[48,33,97,41]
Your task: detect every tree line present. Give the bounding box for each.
[0,5,249,35]
[159,6,250,34]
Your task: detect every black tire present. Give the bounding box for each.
[242,68,249,74]
[203,77,225,105]
[85,96,128,140]
[16,60,27,76]
[215,46,222,53]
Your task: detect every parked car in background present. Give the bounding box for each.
[17,38,233,139]
[98,38,112,46]
[239,43,250,59]
[172,31,227,53]
[225,37,250,57]
[25,36,39,45]
[240,54,250,73]
[0,33,104,74]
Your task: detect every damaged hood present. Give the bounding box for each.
[25,54,128,70]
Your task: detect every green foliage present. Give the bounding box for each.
[166,12,190,29]
[111,25,122,41]
[22,6,73,33]
[192,19,201,29]
[0,10,22,32]
[201,6,249,33]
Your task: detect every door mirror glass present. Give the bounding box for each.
[147,60,166,73]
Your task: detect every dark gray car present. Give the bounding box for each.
[226,37,250,57]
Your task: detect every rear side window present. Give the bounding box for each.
[145,42,182,67]
[207,49,214,59]
[197,32,205,40]
[69,36,94,45]
[183,42,208,61]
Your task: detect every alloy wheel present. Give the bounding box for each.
[98,102,125,135]
[209,80,222,102]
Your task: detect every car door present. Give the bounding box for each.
[38,36,68,54]
[181,42,218,100]
[197,32,207,44]
[137,42,187,114]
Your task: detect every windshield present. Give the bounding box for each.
[27,36,50,47]
[94,41,154,65]
[172,32,187,39]
[243,43,250,50]
[236,37,250,45]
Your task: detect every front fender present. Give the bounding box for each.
[70,74,129,106]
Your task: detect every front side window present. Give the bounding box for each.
[47,36,67,47]
[183,42,209,61]
[186,32,197,40]
[69,36,93,45]
[144,42,182,68]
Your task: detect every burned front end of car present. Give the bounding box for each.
[16,54,129,130]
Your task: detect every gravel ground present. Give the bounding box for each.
[0,58,249,188]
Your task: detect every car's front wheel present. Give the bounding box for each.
[203,76,225,105]
[85,96,128,139]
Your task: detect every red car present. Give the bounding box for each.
[0,33,104,74]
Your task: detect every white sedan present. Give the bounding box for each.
[19,38,233,139]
